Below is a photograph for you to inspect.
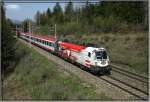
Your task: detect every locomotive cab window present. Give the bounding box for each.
[88,52,91,57]
[96,51,107,59]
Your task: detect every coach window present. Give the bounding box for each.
[88,52,91,57]
[49,42,51,46]
[45,41,47,45]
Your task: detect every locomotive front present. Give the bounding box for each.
[90,48,111,74]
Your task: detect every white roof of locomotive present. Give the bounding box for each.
[82,47,105,52]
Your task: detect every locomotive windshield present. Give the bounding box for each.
[95,51,107,59]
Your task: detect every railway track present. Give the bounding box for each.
[110,64,148,83]
[107,64,149,100]
[18,38,148,100]
[100,75,148,100]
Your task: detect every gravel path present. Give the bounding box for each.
[18,38,138,100]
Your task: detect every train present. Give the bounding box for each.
[18,32,111,75]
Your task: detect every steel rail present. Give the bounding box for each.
[112,68,148,84]
[100,76,148,100]
[110,64,148,80]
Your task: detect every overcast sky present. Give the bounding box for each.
[4,1,99,21]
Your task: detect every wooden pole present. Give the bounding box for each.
[29,22,31,47]
[15,25,17,36]
[54,24,57,39]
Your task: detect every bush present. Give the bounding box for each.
[93,16,128,33]
[57,22,83,35]
[34,26,52,35]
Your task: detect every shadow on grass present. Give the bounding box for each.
[3,49,28,79]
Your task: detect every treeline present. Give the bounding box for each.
[1,2,16,77]
[33,1,148,35]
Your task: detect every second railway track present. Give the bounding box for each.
[100,75,148,100]
[110,64,148,82]
[109,64,148,98]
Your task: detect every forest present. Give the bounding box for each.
[30,1,148,34]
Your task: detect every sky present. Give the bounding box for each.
[5,3,66,21]
[4,1,99,22]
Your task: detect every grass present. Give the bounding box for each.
[3,41,111,100]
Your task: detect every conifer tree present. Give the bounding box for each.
[53,2,63,23]
[64,0,74,22]
[1,2,16,75]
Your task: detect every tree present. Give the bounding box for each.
[99,1,146,24]
[64,0,74,22]
[46,8,52,18]
[46,8,52,25]
[22,19,33,32]
[80,1,93,24]
[53,2,63,23]
[35,11,40,26]
[40,12,47,25]
[74,8,80,24]
[1,2,16,75]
